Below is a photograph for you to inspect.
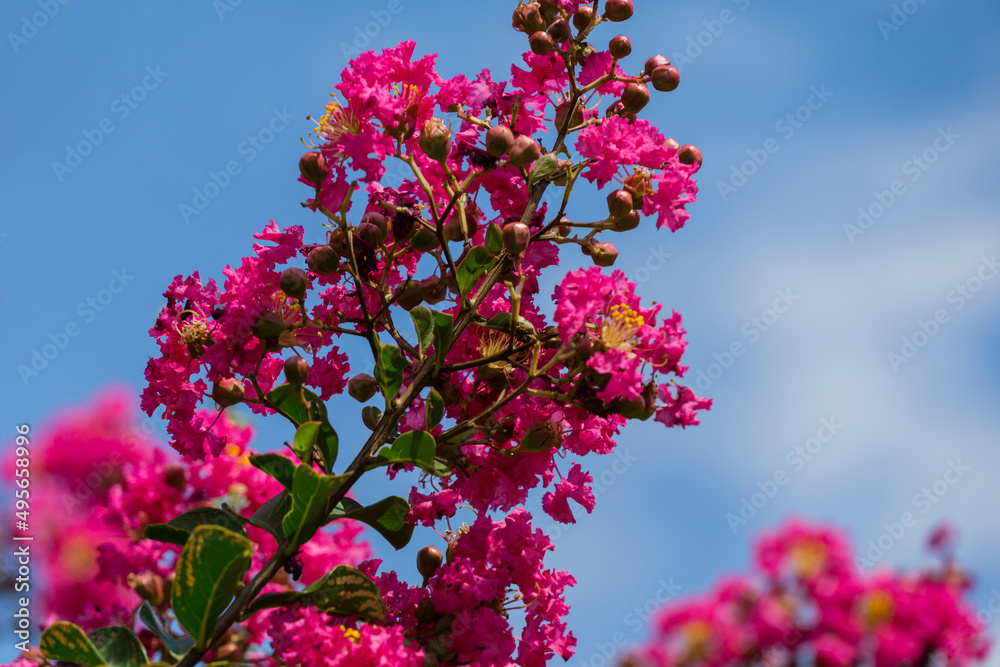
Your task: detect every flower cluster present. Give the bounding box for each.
[621,520,992,667]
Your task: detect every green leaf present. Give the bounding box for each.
[247,565,386,624]
[265,384,338,473]
[456,245,494,296]
[375,430,449,476]
[40,621,107,666]
[485,222,504,256]
[172,525,253,651]
[143,507,247,547]
[282,464,348,551]
[328,496,414,550]
[249,453,296,489]
[292,421,321,466]
[528,152,559,184]
[137,601,194,659]
[432,310,454,373]
[409,306,435,355]
[246,490,291,541]
[87,626,149,667]
[374,345,407,403]
[426,388,444,429]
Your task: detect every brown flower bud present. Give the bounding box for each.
[416,598,439,623]
[609,35,632,59]
[512,3,546,34]
[650,65,680,92]
[508,135,541,168]
[590,241,619,267]
[279,267,308,300]
[348,373,378,402]
[420,276,447,304]
[128,572,165,607]
[417,546,444,581]
[555,100,585,130]
[606,189,633,220]
[621,83,650,113]
[409,228,440,252]
[604,0,634,22]
[547,19,572,43]
[502,222,531,257]
[212,378,245,407]
[360,211,388,237]
[485,124,516,157]
[327,227,350,257]
[298,152,328,186]
[612,210,641,232]
[395,283,425,311]
[284,356,310,386]
[678,144,703,166]
[529,30,555,56]
[664,137,680,150]
[418,118,452,162]
[357,221,386,247]
[163,463,186,489]
[443,214,469,242]
[307,245,341,275]
[644,54,670,75]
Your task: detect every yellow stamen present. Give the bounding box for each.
[601,302,645,349]
[789,540,828,579]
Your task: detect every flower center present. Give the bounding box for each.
[316,99,361,144]
[601,302,645,349]
[859,590,894,628]
[790,540,828,579]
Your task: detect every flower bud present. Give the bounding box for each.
[421,276,447,304]
[362,405,382,430]
[327,227,350,257]
[678,144,703,166]
[416,598,439,624]
[409,228,440,252]
[664,137,680,150]
[252,310,286,339]
[502,222,531,257]
[507,135,541,168]
[650,65,680,92]
[418,119,452,163]
[512,3,546,34]
[573,6,595,31]
[348,374,378,402]
[395,283,426,311]
[279,267,308,300]
[547,19,572,43]
[298,152,328,186]
[390,210,417,241]
[127,572,165,607]
[443,214,468,242]
[590,241,619,267]
[307,245,341,275]
[529,30,555,56]
[357,221,386,247]
[609,35,632,59]
[163,463,186,489]
[606,189,633,219]
[605,100,626,118]
[360,211,388,237]
[284,356,310,386]
[485,124,516,157]
[644,54,670,75]
[621,83,650,113]
[604,0,634,22]
[417,546,444,581]
[212,378,245,407]
[555,101,585,130]
[612,210,641,232]
[387,112,417,141]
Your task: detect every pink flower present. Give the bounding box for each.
[541,463,596,524]
[655,384,713,428]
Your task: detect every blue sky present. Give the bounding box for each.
[2,1,999,664]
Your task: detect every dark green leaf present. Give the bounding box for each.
[249,453,296,489]
[88,626,149,667]
[328,496,414,550]
[485,222,504,256]
[292,421,320,466]
[375,430,448,476]
[266,384,338,472]
[172,525,252,651]
[432,310,454,373]
[455,245,494,296]
[282,465,348,551]
[247,490,291,541]
[137,601,194,659]
[40,622,107,666]
[248,566,386,624]
[374,345,407,403]
[143,507,247,547]
[426,388,444,429]
[409,306,435,355]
